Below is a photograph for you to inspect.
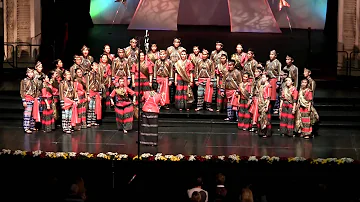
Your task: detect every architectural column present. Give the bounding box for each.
[3,0,41,65]
[337,0,344,72]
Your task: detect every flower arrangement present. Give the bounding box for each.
[0,149,356,165]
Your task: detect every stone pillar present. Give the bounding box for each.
[4,0,41,66]
[337,0,344,73]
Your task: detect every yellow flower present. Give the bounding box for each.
[22,151,27,156]
[170,156,180,161]
[133,155,142,160]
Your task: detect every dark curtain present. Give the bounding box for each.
[40,0,93,72]
[323,0,338,78]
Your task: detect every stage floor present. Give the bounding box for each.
[1,121,360,159]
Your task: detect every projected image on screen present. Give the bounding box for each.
[90,0,327,31]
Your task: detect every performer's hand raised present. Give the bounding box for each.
[132,82,136,88]
[110,100,114,106]
[47,104,51,110]
[220,92,224,97]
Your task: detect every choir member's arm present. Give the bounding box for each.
[149,62,154,84]
[169,62,174,85]
[220,73,226,96]
[210,61,216,81]
[277,62,282,82]
[265,85,271,111]
[42,88,50,108]
[126,64,132,84]
[194,63,199,85]
[111,60,116,79]
[127,87,137,104]
[131,63,136,88]
[307,90,313,110]
[174,69,178,86]
[292,89,298,114]
[20,80,25,102]
[109,89,116,106]
[59,82,64,108]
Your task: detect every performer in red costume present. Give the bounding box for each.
[279,77,298,137]
[174,50,194,111]
[295,79,319,139]
[220,60,242,121]
[80,45,94,75]
[215,54,228,112]
[20,68,40,134]
[112,48,131,86]
[140,82,166,146]
[53,59,64,81]
[188,46,202,67]
[74,68,88,130]
[243,49,258,83]
[265,50,281,114]
[131,52,153,106]
[249,68,263,132]
[147,43,160,64]
[237,72,253,131]
[110,78,136,133]
[99,54,112,110]
[103,44,115,62]
[231,44,248,70]
[86,63,103,127]
[257,74,272,138]
[40,74,55,133]
[70,55,83,79]
[49,70,60,126]
[60,71,79,134]
[194,49,215,112]
[153,50,173,109]
[125,38,140,67]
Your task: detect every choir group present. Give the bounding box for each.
[20,38,319,140]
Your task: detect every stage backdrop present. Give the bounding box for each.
[90,0,327,31]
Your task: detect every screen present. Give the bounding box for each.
[90,0,328,30]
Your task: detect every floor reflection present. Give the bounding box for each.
[0,126,359,160]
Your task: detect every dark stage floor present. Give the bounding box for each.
[1,121,360,159]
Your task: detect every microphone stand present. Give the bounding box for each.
[136,30,150,157]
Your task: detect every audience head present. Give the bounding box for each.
[195,177,203,187]
[191,191,202,202]
[216,173,225,185]
[241,188,254,202]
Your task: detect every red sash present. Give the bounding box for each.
[90,91,102,120]
[199,78,213,103]
[157,77,170,104]
[226,90,238,110]
[25,95,40,122]
[64,98,80,126]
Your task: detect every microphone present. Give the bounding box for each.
[128,174,136,184]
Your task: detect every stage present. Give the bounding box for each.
[1,122,360,159]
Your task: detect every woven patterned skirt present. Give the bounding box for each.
[115,104,134,131]
[175,75,191,109]
[140,112,159,146]
[76,95,87,129]
[279,101,295,136]
[238,98,251,129]
[41,99,55,132]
